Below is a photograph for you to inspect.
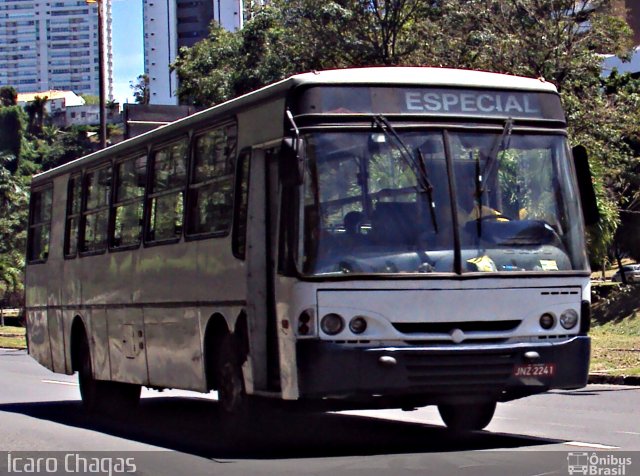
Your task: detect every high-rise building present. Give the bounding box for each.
[143,0,243,105]
[0,0,113,98]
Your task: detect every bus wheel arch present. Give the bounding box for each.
[203,313,230,391]
[70,315,140,413]
[70,315,88,373]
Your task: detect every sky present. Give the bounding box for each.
[111,0,144,105]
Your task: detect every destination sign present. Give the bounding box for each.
[403,90,541,115]
[297,86,565,121]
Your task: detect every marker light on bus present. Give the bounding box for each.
[321,314,344,335]
[559,309,579,330]
[349,316,368,334]
[539,313,555,330]
[298,311,313,336]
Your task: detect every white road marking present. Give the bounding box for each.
[564,441,619,449]
[41,379,78,387]
[616,431,640,436]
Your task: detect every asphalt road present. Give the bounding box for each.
[0,348,638,476]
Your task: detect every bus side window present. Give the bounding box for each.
[64,174,81,257]
[146,138,188,243]
[112,153,147,249]
[80,165,111,254]
[27,185,53,263]
[187,124,237,237]
[232,149,251,259]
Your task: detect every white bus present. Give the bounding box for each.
[25,67,598,431]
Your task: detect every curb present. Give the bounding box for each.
[588,374,640,386]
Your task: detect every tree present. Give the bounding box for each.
[129,74,150,105]
[79,94,100,105]
[0,106,25,163]
[0,86,17,107]
[24,95,49,137]
[0,154,29,305]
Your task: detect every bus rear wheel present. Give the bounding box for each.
[77,332,141,414]
[438,401,496,432]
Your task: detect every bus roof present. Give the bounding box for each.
[288,67,558,92]
[32,67,558,183]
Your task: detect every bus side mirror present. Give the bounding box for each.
[572,145,600,226]
[280,137,305,186]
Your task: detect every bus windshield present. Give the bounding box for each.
[300,129,588,276]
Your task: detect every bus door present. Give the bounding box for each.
[245,147,281,393]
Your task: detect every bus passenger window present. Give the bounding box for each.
[28,186,53,262]
[80,165,111,253]
[112,154,147,248]
[147,139,188,242]
[187,124,237,236]
[64,174,81,257]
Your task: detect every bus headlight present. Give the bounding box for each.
[349,316,367,334]
[321,313,344,335]
[540,313,555,330]
[560,309,579,330]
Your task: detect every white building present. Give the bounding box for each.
[143,0,243,105]
[17,89,120,127]
[17,89,85,113]
[0,0,113,98]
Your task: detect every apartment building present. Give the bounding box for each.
[143,0,243,105]
[0,0,113,97]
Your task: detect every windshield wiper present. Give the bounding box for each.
[372,115,438,233]
[475,118,514,235]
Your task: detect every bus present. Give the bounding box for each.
[25,67,598,432]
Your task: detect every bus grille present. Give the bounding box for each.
[404,338,508,346]
[403,350,515,392]
[392,320,521,334]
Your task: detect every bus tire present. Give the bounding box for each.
[77,331,140,414]
[437,401,496,432]
[216,333,248,418]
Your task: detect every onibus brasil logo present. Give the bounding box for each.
[567,452,632,475]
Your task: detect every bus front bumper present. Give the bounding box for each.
[296,336,590,405]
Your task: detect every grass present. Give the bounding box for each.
[590,291,640,376]
[0,325,26,349]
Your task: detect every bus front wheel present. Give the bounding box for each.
[216,334,248,418]
[437,401,496,432]
[77,332,141,414]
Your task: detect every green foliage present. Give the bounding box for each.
[23,95,48,136]
[0,155,30,305]
[80,94,100,105]
[24,125,97,172]
[129,74,149,105]
[0,87,17,107]
[0,106,25,168]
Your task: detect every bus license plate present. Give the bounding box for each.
[513,363,556,377]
